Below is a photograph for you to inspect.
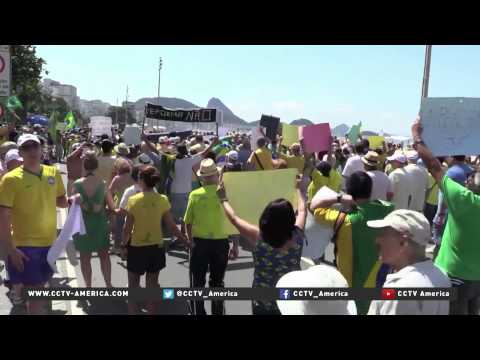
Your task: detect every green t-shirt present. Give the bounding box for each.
[435,175,480,280]
[184,184,229,240]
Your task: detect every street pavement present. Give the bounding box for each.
[0,163,434,315]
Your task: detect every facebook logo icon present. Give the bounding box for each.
[279,289,291,300]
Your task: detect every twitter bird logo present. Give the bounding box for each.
[163,289,175,300]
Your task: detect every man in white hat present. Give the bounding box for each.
[387,152,414,210]
[4,149,23,172]
[184,158,235,315]
[367,209,451,315]
[276,263,357,315]
[404,150,429,212]
[362,151,393,202]
[0,134,68,314]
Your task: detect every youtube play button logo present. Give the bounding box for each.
[381,289,397,300]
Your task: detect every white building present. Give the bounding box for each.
[42,78,80,110]
[79,99,111,119]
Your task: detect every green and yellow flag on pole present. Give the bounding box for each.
[6,96,23,112]
[65,111,76,130]
[347,121,362,143]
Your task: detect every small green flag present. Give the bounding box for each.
[65,111,76,130]
[347,121,362,143]
[6,96,23,112]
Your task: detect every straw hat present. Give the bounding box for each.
[362,151,379,167]
[196,158,221,178]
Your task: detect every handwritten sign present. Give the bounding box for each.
[368,136,384,150]
[281,123,300,147]
[222,169,298,235]
[90,116,112,137]
[260,115,280,141]
[420,97,480,156]
[299,123,331,153]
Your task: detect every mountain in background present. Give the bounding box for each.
[290,118,314,126]
[131,97,201,111]
[332,123,350,137]
[206,98,248,125]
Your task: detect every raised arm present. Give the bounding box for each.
[141,133,159,155]
[411,117,445,185]
[295,178,307,231]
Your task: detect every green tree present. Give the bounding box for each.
[10,45,48,119]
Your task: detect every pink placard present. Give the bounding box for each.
[299,123,331,153]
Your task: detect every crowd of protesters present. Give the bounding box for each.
[0,114,479,316]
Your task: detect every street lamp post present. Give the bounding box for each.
[421,45,432,101]
[158,57,163,129]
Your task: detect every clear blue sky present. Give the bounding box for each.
[35,45,480,136]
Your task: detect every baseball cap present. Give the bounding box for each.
[5,149,23,165]
[447,165,469,185]
[276,264,357,315]
[406,150,419,162]
[17,134,41,148]
[387,152,407,164]
[367,209,431,246]
[0,141,18,157]
[138,153,152,165]
[226,150,238,162]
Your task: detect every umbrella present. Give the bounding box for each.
[27,114,50,126]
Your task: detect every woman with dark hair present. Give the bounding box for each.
[121,166,188,314]
[70,151,117,290]
[217,178,307,315]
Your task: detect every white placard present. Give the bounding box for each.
[0,45,11,97]
[250,126,266,150]
[123,124,142,145]
[90,116,112,137]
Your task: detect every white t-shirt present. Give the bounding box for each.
[368,260,451,315]
[367,170,393,201]
[404,164,429,212]
[388,167,414,210]
[170,154,202,194]
[119,184,157,209]
[342,155,364,178]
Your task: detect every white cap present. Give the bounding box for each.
[406,150,419,162]
[5,149,23,165]
[387,152,407,164]
[276,264,357,315]
[138,153,152,165]
[367,209,431,246]
[17,134,41,148]
[226,150,238,161]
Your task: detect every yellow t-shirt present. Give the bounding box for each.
[426,173,439,206]
[126,191,171,247]
[184,184,229,240]
[377,153,387,171]
[307,168,342,201]
[280,154,305,174]
[0,165,66,247]
[252,148,273,171]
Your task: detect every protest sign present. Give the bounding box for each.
[123,124,142,145]
[281,123,300,147]
[222,168,298,235]
[299,123,331,153]
[420,97,480,156]
[144,103,217,123]
[90,116,112,137]
[260,115,280,141]
[218,126,229,138]
[368,136,384,150]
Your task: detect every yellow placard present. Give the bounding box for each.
[282,123,300,147]
[368,136,385,150]
[222,168,298,235]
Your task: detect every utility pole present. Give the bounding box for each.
[421,45,432,101]
[157,57,163,130]
[125,85,129,127]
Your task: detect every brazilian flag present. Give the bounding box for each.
[6,96,23,112]
[65,111,76,130]
[347,121,362,144]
